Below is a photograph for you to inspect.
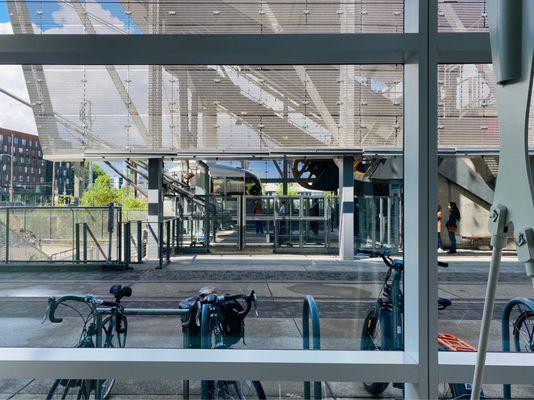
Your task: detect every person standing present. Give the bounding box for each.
[279,200,287,244]
[445,202,461,254]
[437,205,444,251]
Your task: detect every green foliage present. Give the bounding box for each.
[276,183,299,196]
[81,174,147,210]
[117,187,148,210]
[84,162,107,183]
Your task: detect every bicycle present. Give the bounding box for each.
[44,284,132,399]
[358,249,484,399]
[179,287,266,399]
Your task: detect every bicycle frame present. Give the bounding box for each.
[373,261,404,351]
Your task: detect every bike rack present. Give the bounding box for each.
[501,297,534,399]
[94,306,192,399]
[302,295,322,400]
[200,303,211,400]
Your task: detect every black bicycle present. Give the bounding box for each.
[180,287,266,400]
[44,284,132,399]
[358,249,483,399]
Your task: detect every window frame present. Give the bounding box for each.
[0,1,528,398]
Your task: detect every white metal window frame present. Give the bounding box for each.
[0,0,532,398]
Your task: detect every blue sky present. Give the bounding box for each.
[0,2,8,23]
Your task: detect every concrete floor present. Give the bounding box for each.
[0,253,533,399]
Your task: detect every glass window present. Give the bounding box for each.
[14,137,18,146]
[21,138,26,147]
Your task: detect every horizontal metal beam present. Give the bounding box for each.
[0,348,418,382]
[48,146,534,161]
[439,352,534,384]
[0,32,491,66]
[2,33,416,65]
[436,33,492,64]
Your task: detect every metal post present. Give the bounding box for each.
[204,166,210,252]
[117,208,122,263]
[166,220,171,262]
[302,295,321,400]
[5,208,9,263]
[403,0,439,396]
[83,222,88,262]
[147,158,163,260]
[387,197,392,246]
[282,157,288,195]
[338,156,354,260]
[137,220,142,263]
[124,222,131,266]
[75,223,80,262]
[107,203,114,263]
[158,221,163,269]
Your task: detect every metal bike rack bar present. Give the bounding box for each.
[200,304,211,399]
[95,306,192,399]
[302,295,321,400]
[501,297,534,399]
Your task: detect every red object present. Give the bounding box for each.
[438,333,477,352]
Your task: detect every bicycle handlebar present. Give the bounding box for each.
[46,295,95,323]
[46,296,124,324]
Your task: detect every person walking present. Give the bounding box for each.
[437,205,444,251]
[254,200,264,235]
[445,202,461,254]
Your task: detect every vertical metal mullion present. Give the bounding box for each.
[5,208,9,263]
[404,0,438,398]
[137,220,142,263]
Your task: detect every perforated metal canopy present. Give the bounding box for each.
[2,0,534,160]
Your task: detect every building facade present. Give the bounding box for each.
[0,127,73,205]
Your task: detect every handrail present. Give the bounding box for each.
[501,297,534,399]
[303,295,322,400]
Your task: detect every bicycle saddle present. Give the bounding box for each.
[110,284,132,302]
[438,297,452,310]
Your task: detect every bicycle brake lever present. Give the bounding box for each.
[195,300,202,327]
[41,302,51,324]
[252,292,258,317]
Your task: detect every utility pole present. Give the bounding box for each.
[9,133,14,204]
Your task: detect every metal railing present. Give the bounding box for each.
[303,295,321,400]
[0,205,124,265]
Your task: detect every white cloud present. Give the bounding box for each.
[0,22,38,134]
[0,1,128,137]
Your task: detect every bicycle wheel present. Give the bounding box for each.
[100,315,128,399]
[210,380,266,399]
[46,379,83,400]
[513,310,534,353]
[360,307,393,395]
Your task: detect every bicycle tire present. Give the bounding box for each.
[360,307,392,395]
[100,315,128,399]
[210,380,266,399]
[513,310,534,353]
[46,378,77,400]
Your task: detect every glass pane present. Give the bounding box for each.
[0,0,405,35]
[0,64,403,157]
[438,0,489,32]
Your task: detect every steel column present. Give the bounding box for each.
[338,156,354,260]
[147,158,163,260]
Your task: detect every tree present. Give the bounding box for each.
[80,175,117,207]
[276,183,299,196]
[81,171,147,210]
